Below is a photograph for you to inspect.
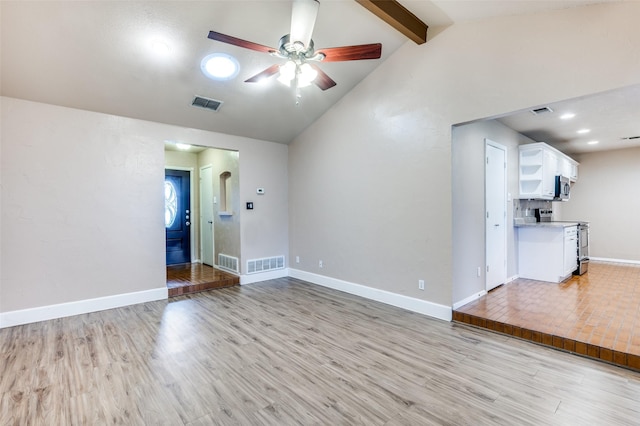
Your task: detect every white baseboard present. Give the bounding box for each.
[289,269,452,322]
[452,290,487,310]
[590,257,640,265]
[240,268,289,285]
[506,274,519,283]
[0,287,168,329]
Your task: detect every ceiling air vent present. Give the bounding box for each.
[530,106,554,115]
[622,135,640,140]
[191,96,223,112]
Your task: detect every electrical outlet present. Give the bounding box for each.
[477,267,481,277]
[296,256,300,263]
[319,260,323,268]
[418,279,425,290]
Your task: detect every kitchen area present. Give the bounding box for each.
[452,84,640,371]
[513,142,589,283]
[454,136,640,370]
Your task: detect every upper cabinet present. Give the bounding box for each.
[518,143,578,200]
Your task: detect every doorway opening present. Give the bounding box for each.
[164,143,241,296]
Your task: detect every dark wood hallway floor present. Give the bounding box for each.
[166,263,239,297]
[454,261,640,372]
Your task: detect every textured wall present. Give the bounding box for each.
[1,97,289,313]
[452,120,536,305]
[563,146,640,262]
[289,3,640,307]
[1,98,166,311]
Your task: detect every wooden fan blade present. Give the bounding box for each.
[244,64,281,83]
[309,64,336,91]
[316,43,382,62]
[208,31,276,54]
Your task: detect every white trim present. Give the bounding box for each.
[200,164,214,267]
[453,290,487,310]
[453,274,518,310]
[165,166,197,263]
[289,269,452,322]
[0,287,168,329]
[590,257,640,265]
[240,268,290,285]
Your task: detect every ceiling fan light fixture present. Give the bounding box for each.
[297,63,318,87]
[277,61,297,86]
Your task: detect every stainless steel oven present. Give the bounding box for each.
[575,222,589,275]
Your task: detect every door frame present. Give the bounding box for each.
[484,139,507,291]
[199,164,215,267]
[165,166,197,263]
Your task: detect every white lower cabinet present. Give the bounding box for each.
[518,225,578,283]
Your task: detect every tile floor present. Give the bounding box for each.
[454,261,640,371]
[166,262,239,297]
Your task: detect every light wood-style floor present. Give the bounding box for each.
[2,277,640,425]
[454,261,640,371]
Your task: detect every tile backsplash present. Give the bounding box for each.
[514,199,553,220]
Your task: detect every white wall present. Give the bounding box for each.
[563,146,640,262]
[1,98,166,313]
[452,120,535,305]
[0,97,288,323]
[288,2,640,314]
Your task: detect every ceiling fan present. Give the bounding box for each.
[207,0,382,100]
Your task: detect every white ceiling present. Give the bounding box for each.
[1,0,630,145]
[496,84,640,156]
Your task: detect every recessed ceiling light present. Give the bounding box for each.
[577,129,591,134]
[176,143,191,151]
[587,140,599,145]
[560,113,576,120]
[201,53,240,80]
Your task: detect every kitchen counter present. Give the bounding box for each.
[517,223,578,283]
[514,221,580,228]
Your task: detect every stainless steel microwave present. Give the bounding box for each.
[555,175,570,201]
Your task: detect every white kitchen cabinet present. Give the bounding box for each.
[518,144,556,199]
[519,143,579,199]
[517,224,577,283]
[559,156,579,182]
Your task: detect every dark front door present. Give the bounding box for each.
[165,169,191,265]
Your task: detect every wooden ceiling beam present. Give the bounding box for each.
[355,0,428,45]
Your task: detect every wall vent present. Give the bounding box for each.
[530,106,554,115]
[192,96,223,112]
[218,254,239,273]
[247,255,285,275]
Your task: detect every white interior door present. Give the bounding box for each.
[485,140,507,291]
[200,165,214,266]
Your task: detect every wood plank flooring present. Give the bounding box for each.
[2,277,640,425]
[167,263,239,297]
[454,261,640,371]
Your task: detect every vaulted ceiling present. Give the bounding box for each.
[2,0,630,147]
